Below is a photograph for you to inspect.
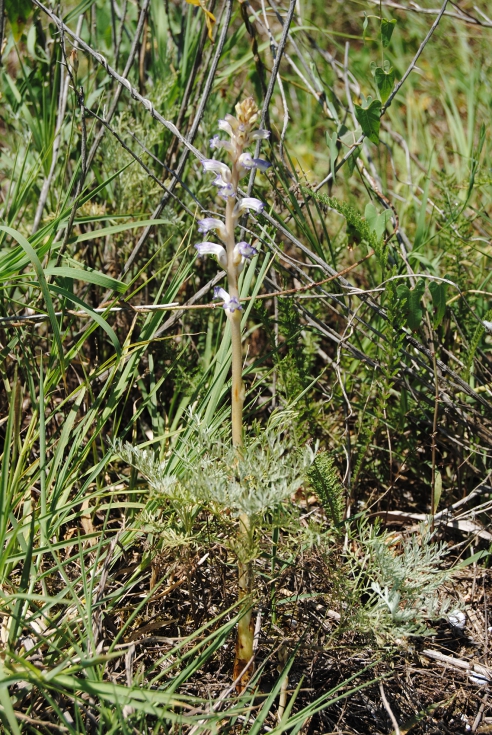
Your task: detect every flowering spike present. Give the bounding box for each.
[194,98,274,692]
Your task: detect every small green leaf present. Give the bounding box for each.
[365,203,378,231]
[429,280,447,328]
[362,12,369,41]
[381,18,396,48]
[397,279,425,331]
[365,203,392,240]
[5,0,32,40]
[408,280,425,331]
[347,149,358,175]
[432,470,443,515]
[354,98,382,144]
[337,127,360,175]
[327,130,338,184]
[45,265,127,294]
[373,65,396,103]
[340,126,362,148]
[396,284,410,301]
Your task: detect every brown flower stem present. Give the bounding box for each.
[233,514,254,688]
[224,121,255,690]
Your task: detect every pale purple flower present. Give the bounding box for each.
[233,241,258,272]
[197,217,227,241]
[212,174,230,189]
[238,152,255,170]
[238,152,271,175]
[251,158,271,172]
[195,242,227,268]
[217,182,236,199]
[235,241,257,259]
[214,286,229,301]
[202,159,236,198]
[202,159,232,182]
[210,135,233,152]
[233,197,265,217]
[250,129,270,140]
[213,287,242,313]
[218,118,235,136]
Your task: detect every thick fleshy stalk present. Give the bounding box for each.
[222,186,253,687]
[223,105,253,692]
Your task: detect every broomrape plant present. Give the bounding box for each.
[118,97,315,690]
[197,98,274,687]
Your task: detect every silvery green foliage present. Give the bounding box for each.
[115,412,316,517]
[189,429,316,517]
[349,520,459,639]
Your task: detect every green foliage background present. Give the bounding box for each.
[1,0,492,731]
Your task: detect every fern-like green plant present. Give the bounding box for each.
[345,520,460,641]
[307,452,345,527]
[465,308,492,382]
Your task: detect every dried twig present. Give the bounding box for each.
[31,0,202,159]
[379,681,400,735]
[247,0,297,196]
[366,0,492,28]
[422,649,492,682]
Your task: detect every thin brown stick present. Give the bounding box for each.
[0,251,374,326]
[246,0,296,197]
[379,681,401,735]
